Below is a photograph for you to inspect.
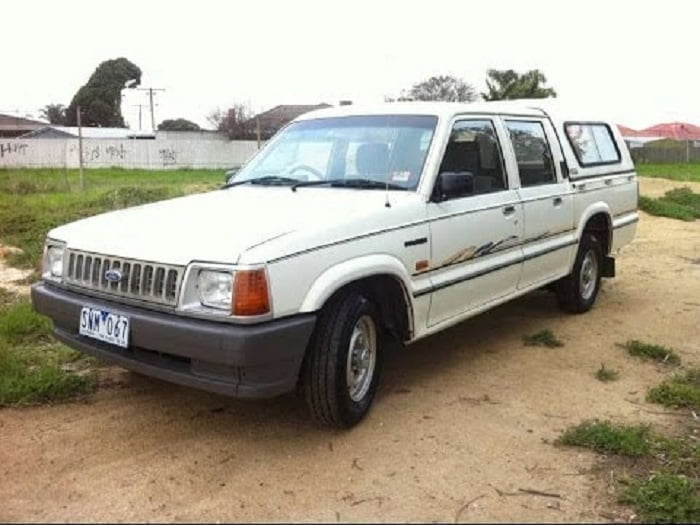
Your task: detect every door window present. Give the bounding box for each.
[505,120,556,187]
[436,119,507,199]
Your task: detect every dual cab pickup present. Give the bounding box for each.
[32,101,638,427]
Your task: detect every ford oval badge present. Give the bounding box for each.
[105,269,123,283]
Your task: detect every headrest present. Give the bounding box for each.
[356,143,389,175]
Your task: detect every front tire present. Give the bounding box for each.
[302,290,382,428]
[556,232,603,313]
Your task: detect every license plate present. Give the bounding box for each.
[79,307,130,348]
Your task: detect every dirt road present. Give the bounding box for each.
[2,178,699,522]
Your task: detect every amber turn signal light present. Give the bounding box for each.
[233,269,270,316]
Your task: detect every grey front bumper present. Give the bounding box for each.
[31,283,317,398]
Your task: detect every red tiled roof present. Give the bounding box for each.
[639,122,700,141]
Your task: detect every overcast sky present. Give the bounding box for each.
[3,0,698,130]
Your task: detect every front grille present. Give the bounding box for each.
[65,250,184,306]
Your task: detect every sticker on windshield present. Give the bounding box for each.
[391,171,411,182]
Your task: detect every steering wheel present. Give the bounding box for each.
[287,164,323,181]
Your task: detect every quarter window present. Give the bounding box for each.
[505,120,556,187]
[436,119,507,199]
[565,123,621,166]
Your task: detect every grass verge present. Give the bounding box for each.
[0,168,222,269]
[522,329,563,348]
[622,340,681,366]
[637,163,700,183]
[639,187,700,222]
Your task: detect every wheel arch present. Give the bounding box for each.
[299,254,415,342]
[577,203,613,255]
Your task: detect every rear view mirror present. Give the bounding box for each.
[432,171,473,202]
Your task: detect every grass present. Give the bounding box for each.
[596,363,620,382]
[557,420,700,522]
[0,168,223,269]
[647,369,700,410]
[622,339,681,366]
[522,329,563,348]
[0,291,97,406]
[637,163,700,183]
[556,421,652,456]
[639,187,700,222]
[0,290,97,405]
[620,473,700,523]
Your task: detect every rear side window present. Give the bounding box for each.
[505,120,556,187]
[565,123,621,167]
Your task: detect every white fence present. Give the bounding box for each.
[0,139,260,170]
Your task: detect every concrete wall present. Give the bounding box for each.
[0,138,260,169]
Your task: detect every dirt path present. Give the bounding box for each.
[1,178,699,522]
[0,244,31,295]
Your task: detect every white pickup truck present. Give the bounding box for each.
[32,101,639,427]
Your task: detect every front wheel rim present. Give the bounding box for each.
[346,315,377,402]
[580,250,598,301]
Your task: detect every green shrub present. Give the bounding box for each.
[556,420,652,456]
[621,473,700,524]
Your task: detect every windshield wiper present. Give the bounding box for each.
[222,176,299,189]
[292,178,408,191]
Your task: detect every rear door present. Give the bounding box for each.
[502,118,575,288]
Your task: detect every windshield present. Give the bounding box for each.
[231,115,438,190]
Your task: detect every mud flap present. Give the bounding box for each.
[602,256,615,278]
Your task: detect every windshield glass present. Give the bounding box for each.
[231,115,438,190]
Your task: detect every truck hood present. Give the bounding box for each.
[50,186,415,266]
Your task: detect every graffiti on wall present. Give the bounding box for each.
[0,143,28,158]
[158,148,177,166]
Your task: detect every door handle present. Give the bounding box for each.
[553,196,563,206]
[502,205,516,216]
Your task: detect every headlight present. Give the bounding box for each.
[42,242,65,281]
[197,270,233,310]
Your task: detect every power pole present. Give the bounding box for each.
[131,104,148,130]
[76,105,84,191]
[136,87,165,131]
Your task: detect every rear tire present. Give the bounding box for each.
[556,232,603,314]
[302,290,382,428]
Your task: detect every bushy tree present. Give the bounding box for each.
[157,118,201,131]
[408,75,477,102]
[208,104,254,139]
[482,69,557,101]
[39,104,66,125]
[65,58,142,127]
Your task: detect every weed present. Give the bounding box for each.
[522,329,563,348]
[647,368,700,410]
[556,420,652,456]
[595,363,620,382]
[623,340,681,365]
[620,473,700,523]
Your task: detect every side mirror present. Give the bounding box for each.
[224,167,239,184]
[432,171,473,202]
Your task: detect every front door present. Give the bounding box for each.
[425,118,524,327]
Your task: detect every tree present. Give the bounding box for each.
[408,75,477,102]
[157,118,201,131]
[482,69,557,101]
[65,58,142,127]
[208,104,254,139]
[39,104,66,125]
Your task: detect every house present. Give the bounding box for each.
[19,126,155,139]
[0,113,47,138]
[248,104,332,139]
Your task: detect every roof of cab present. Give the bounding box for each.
[293,99,611,125]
